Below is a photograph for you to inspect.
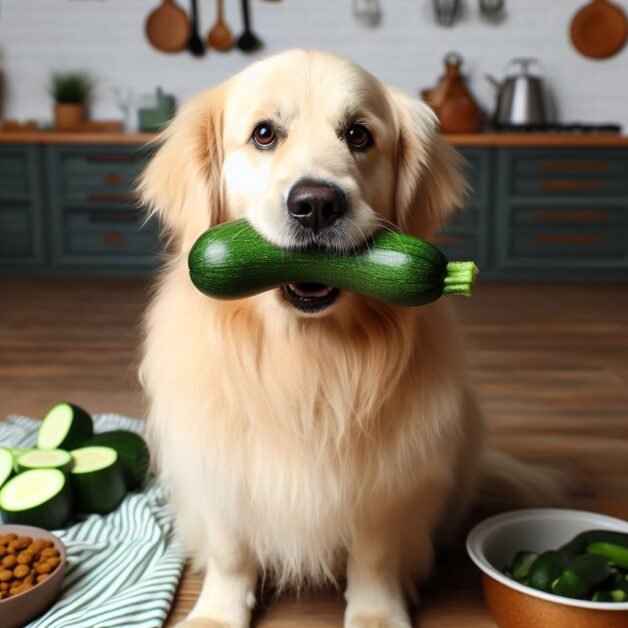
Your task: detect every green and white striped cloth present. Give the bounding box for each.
[0,414,185,628]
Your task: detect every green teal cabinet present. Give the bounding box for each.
[494,149,628,278]
[44,145,160,273]
[434,148,492,272]
[0,145,46,267]
[1,141,628,280]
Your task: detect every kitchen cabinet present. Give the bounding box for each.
[494,149,628,278]
[44,145,159,272]
[0,134,627,280]
[434,148,492,272]
[0,146,46,267]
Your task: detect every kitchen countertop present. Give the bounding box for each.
[2,130,628,147]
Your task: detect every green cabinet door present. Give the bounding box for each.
[0,145,46,267]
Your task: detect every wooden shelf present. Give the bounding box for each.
[0,131,156,145]
[443,133,628,147]
[2,130,628,148]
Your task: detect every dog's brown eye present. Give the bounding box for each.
[252,123,276,149]
[346,124,373,151]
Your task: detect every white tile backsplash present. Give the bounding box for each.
[0,0,626,128]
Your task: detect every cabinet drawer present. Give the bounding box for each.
[51,146,148,207]
[62,209,158,260]
[447,206,478,229]
[0,205,30,232]
[510,227,626,260]
[503,149,628,198]
[512,206,625,228]
[514,155,625,178]
[458,148,490,204]
[431,232,479,261]
[0,147,36,200]
[0,230,32,258]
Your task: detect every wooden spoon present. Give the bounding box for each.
[145,0,191,53]
[570,0,627,59]
[237,0,263,53]
[208,0,233,52]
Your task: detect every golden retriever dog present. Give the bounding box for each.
[139,50,563,628]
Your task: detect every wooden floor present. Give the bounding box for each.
[2,277,628,627]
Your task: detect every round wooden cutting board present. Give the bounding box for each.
[570,0,628,59]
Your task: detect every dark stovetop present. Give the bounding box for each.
[491,122,622,134]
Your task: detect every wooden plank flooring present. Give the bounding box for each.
[2,278,627,627]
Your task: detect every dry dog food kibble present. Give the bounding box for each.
[0,534,61,599]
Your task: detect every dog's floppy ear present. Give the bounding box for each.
[139,84,228,252]
[387,87,468,238]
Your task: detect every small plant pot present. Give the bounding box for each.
[54,103,86,130]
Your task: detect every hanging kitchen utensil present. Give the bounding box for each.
[570,0,627,59]
[187,0,205,56]
[208,0,233,51]
[479,0,505,21]
[145,0,191,53]
[353,0,381,27]
[421,52,483,133]
[432,0,461,27]
[237,0,262,53]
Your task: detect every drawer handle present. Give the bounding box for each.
[535,211,609,223]
[87,154,137,163]
[537,161,611,172]
[539,180,606,192]
[432,234,461,245]
[103,232,126,246]
[87,193,140,203]
[102,173,125,186]
[89,212,140,223]
[535,234,602,245]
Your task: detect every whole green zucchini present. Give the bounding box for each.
[188,219,478,307]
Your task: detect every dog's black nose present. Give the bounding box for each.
[287,179,346,233]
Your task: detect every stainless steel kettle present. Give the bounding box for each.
[486,58,552,127]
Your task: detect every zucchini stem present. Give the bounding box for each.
[443,262,479,297]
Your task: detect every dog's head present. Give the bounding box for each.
[140,50,466,318]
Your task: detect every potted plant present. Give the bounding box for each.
[49,71,95,130]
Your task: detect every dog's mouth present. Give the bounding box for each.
[279,283,340,313]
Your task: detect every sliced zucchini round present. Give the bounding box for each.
[0,468,72,529]
[0,447,14,488]
[16,449,73,475]
[70,446,127,514]
[38,402,94,450]
[83,430,150,490]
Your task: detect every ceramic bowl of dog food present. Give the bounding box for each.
[467,509,628,628]
[0,524,67,628]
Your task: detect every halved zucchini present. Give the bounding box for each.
[0,448,14,488]
[82,430,150,490]
[70,446,126,514]
[0,468,72,529]
[38,402,93,450]
[16,449,73,475]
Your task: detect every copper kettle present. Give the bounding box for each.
[421,52,484,133]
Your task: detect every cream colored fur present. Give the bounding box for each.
[139,50,564,628]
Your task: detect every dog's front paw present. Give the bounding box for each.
[175,619,237,628]
[346,613,412,628]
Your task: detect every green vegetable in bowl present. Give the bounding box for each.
[551,554,612,599]
[505,528,628,602]
[510,551,538,582]
[188,219,478,307]
[586,541,628,569]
